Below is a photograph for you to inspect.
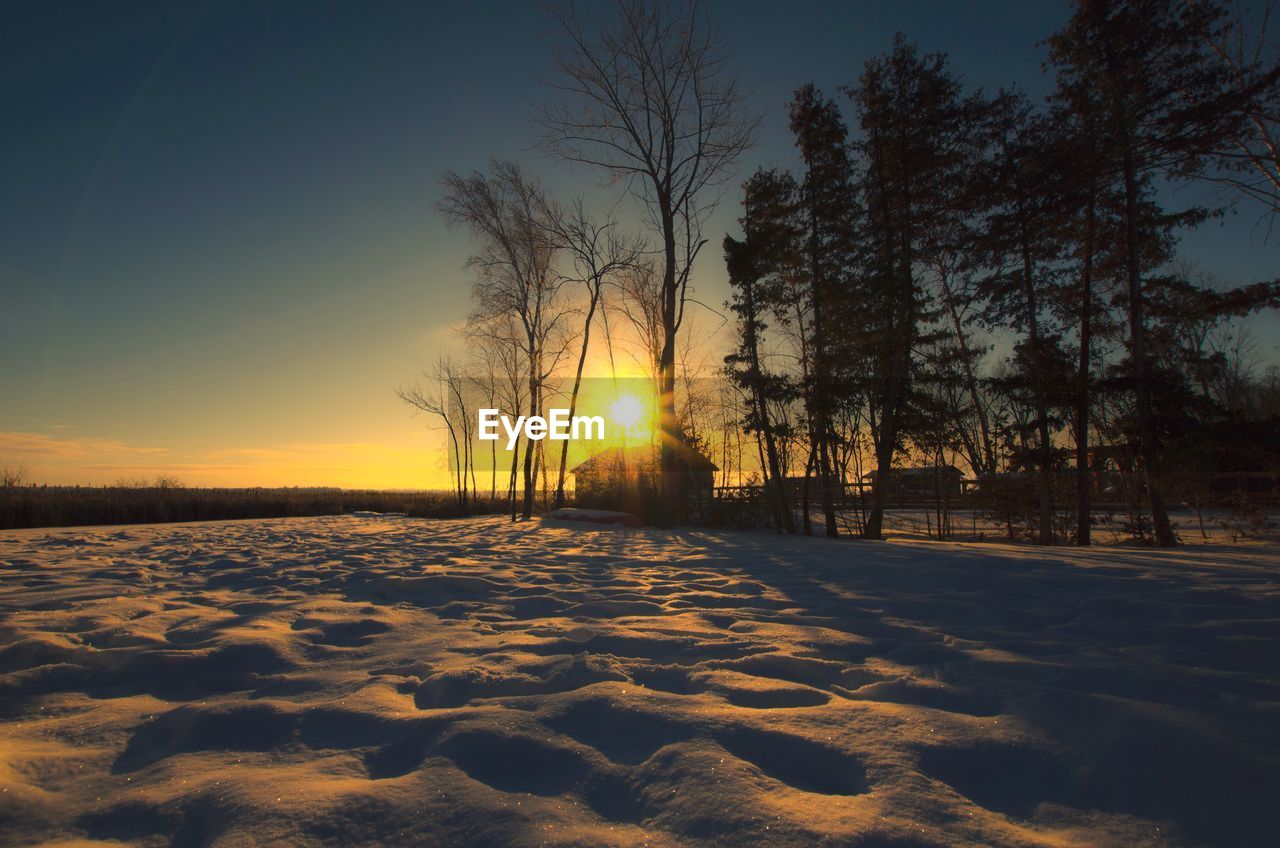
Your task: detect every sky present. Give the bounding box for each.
[2,0,1276,488]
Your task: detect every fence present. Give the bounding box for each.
[715,470,1280,511]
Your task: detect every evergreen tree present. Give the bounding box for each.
[844,35,976,539]
[788,84,861,537]
[1048,0,1276,546]
[723,170,804,533]
[976,91,1070,544]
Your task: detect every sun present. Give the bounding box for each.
[609,394,646,431]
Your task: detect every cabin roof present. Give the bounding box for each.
[861,465,962,480]
[572,441,718,474]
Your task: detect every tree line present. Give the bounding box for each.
[725,0,1280,546]
[404,0,1280,543]
[401,0,756,524]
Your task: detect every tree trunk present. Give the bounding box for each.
[444,418,463,508]
[1017,201,1054,546]
[807,189,839,538]
[555,284,602,508]
[509,437,521,522]
[865,340,908,540]
[800,445,816,536]
[864,403,895,540]
[463,416,473,513]
[1076,189,1095,546]
[1120,143,1176,546]
[741,278,794,533]
[758,394,794,533]
[522,362,538,520]
[657,206,678,527]
[939,272,995,474]
[867,140,915,541]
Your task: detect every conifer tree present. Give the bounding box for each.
[976,91,1069,545]
[726,170,804,533]
[788,84,860,537]
[1049,0,1278,546]
[844,35,975,539]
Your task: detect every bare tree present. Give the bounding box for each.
[467,351,502,501]
[1201,0,1280,223]
[540,0,759,521]
[611,260,666,390]
[398,357,472,508]
[471,319,532,513]
[467,331,529,504]
[439,160,568,519]
[542,197,643,507]
[1,462,27,489]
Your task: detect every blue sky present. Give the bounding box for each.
[2,0,1275,486]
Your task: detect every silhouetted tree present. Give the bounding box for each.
[1201,0,1280,222]
[438,160,565,520]
[471,326,529,506]
[788,83,861,537]
[1049,0,1279,545]
[542,199,642,507]
[844,35,976,539]
[977,91,1069,544]
[399,357,473,509]
[540,0,759,523]
[724,171,802,533]
[1,462,27,489]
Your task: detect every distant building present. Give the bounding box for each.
[862,465,963,498]
[780,475,847,499]
[572,438,718,509]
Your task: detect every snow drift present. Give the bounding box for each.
[0,514,1277,847]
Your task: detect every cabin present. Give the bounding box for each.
[1083,444,1279,502]
[781,475,847,500]
[572,438,718,512]
[862,465,963,499]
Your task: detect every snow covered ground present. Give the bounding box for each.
[1,515,1277,847]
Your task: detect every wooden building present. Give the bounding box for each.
[862,465,964,499]
[572,439,718,508]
